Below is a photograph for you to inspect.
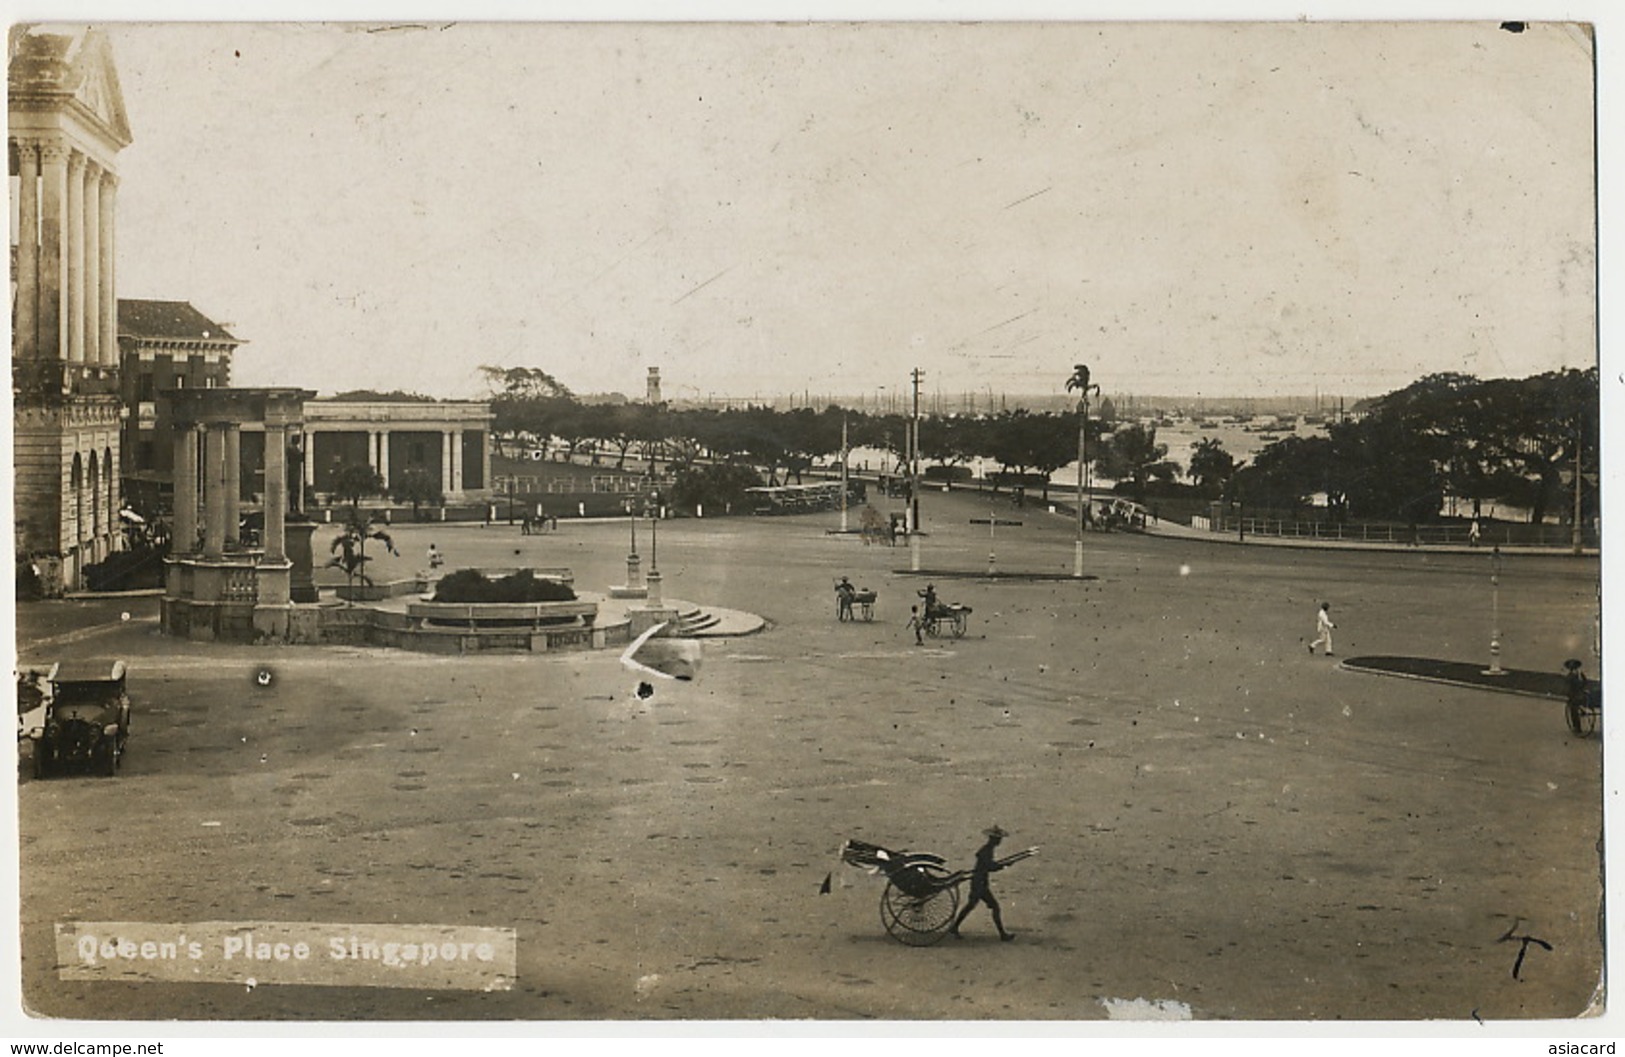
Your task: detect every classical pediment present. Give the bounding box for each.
[9,25,132,147]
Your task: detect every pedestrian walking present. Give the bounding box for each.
[905,606,924,646]
[949,826,1017,941]
[427,543,445,571]
[1469,519,1481,547]
[1308,602,1336,656]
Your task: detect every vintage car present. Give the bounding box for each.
[22,660,131,778]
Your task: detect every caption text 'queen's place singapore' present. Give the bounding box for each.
[7,21,1603,1022]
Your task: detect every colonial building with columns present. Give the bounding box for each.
[10,25,130,594]
[304,398,492,507]
[117,299,244,515]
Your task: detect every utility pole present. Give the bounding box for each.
[840,414,850,534]
[910,367,924,573]
[1572,421,1584,555]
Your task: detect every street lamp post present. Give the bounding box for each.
[1483,546,1505,676]
[624,495,643,593]
[646,493,663,607]
[988,504,997,576]
[1065,365,1099,579]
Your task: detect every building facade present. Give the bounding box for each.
[118,299,243,515]
[10,26,131,593]
[303,399,493,507]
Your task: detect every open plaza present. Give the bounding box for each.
[14,490,1603,1021]
[6,20,1606,1034]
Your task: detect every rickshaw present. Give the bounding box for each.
[1564,659,1601,738]
[840,838,1037,946]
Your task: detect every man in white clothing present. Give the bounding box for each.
[1309,602,1336,656]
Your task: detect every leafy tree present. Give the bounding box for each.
[1098,424,1177,500]
[668,462,764,514]
[1234,435,1336,514]
[330,389,437,402]
[479,364,574,401]
[1472,368,1598,524]
[329,462,384,514]
[392,467,444,521]
[1187,438,1238,498]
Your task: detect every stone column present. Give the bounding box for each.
[302,430,316,503]
[173,426,199,554]
[37,143,68,361]
[263,422,287,563]
[451,428,464,493]
[100,171,118,367]
[15,141,40,360]
[66,151,86,365]
[441,431,454,494]
[224,425,241,548]
[203,423,227,559]
[378,429,391,493]
[83,161,101,367]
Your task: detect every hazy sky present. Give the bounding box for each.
[95,18,1596,401]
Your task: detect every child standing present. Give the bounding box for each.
[906,605,924,646]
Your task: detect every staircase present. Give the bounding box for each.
[674,604,722,636]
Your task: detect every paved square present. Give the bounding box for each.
[16,494,1603,1021]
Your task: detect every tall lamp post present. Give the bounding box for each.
[1483,545,1505,676]
[623,495,643,594]
[646,491,663,607]
[1065,364,1099,579]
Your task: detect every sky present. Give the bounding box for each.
[82,16,1599,402]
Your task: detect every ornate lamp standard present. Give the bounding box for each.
[1065,364,1099,579]
[623,494,643,593]
[645,491,663,607]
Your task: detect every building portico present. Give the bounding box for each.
[302,399,492,506]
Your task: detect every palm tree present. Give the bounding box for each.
[1064,364,1099,577]
[327,511,398,596]
[323,462,395,597]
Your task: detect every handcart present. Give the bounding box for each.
[835,579,877,622]
[922,602,971,638]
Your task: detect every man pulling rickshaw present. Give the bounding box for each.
[839,828,1036,946]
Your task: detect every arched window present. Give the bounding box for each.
[71,452,84,544]
[88,449,101,536]
[104,446,116,531]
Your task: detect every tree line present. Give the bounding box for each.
[478,365,1598,525]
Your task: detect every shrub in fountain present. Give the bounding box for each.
[431,568,577,604]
